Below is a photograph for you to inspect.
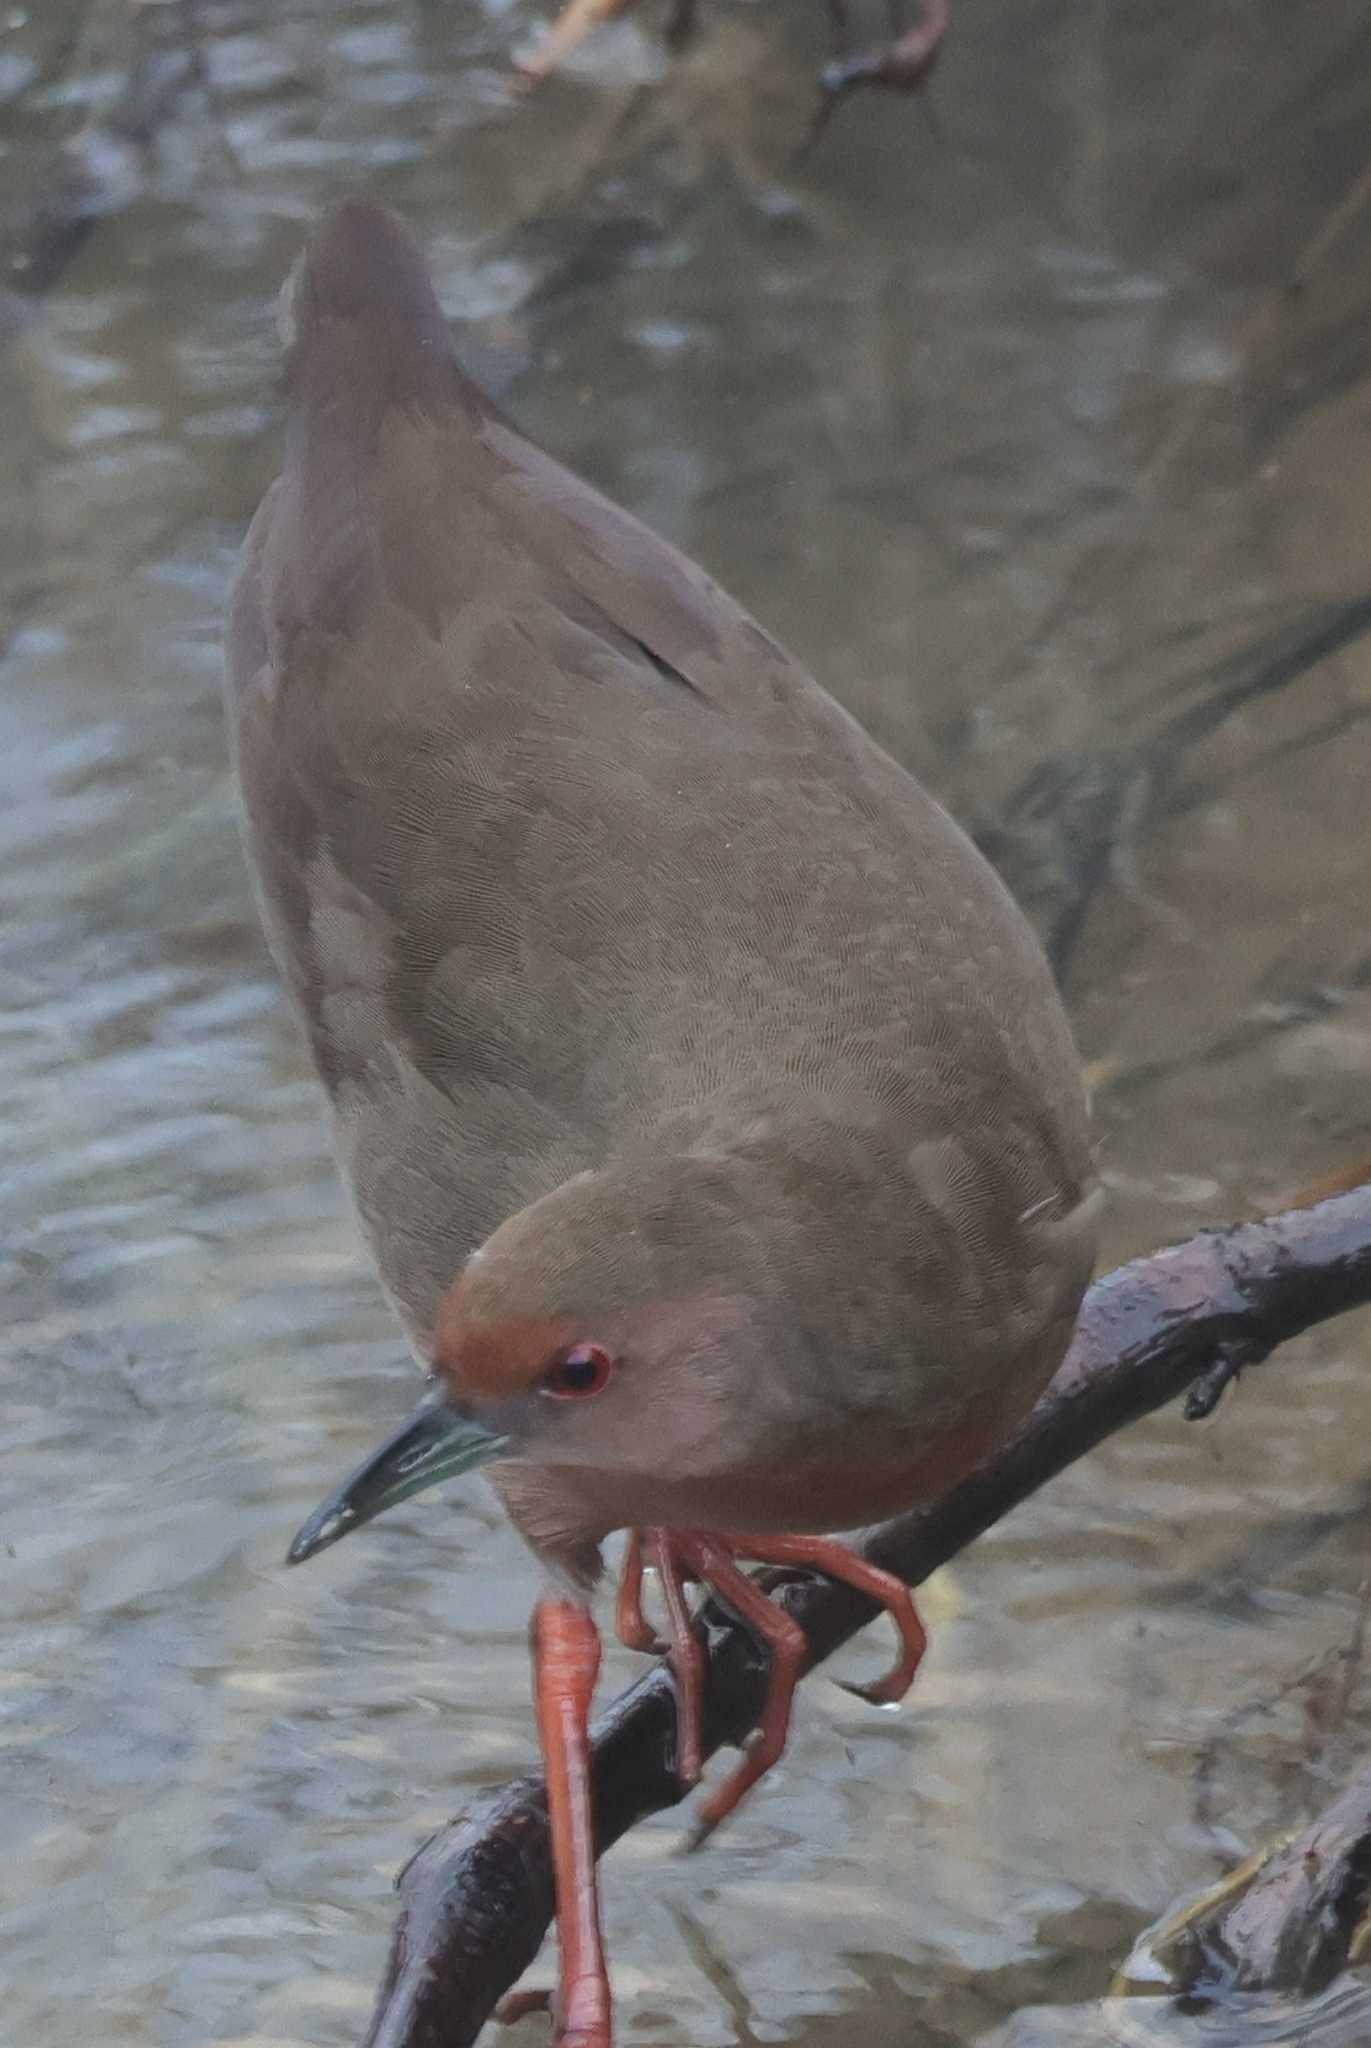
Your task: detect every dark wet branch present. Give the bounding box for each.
[1152,1759,1371,1997]
[1217,1764,1371,1993]
[362,1182,1371,2048]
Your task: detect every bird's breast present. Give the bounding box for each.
[496,1374,1044,1569]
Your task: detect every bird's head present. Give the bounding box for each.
[286,1159,779,1564]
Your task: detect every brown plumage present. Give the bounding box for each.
[225,198,1098,2048]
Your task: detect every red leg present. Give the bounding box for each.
[514,0,635,81]
[531,1599,612,2048]
[615,1528,663,1654]
[651,1528,705,1788]
[674,1533,808,1851]
[731,1532,927,1705]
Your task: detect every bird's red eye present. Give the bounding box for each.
[541,1343,615,1400]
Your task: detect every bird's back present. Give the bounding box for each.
[225,201,1093,1359]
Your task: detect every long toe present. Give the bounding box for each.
[732,1532,927,1707]
[496,1986,553,2024]
[497,1982,614,2047]
[674,1533,808,1848]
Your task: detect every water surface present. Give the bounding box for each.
[5,2,1371,2042]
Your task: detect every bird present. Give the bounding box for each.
[224,197,1099,2048]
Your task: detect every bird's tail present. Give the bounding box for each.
[272,198,483,637]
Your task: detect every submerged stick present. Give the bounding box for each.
[364,1183,1371,2048]
[1118,1749,1371,1999]
[1212,1763,1371,1994]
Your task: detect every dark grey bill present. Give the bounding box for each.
[287,1385,509,1563]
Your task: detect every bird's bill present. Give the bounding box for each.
[286,1386,508,1564]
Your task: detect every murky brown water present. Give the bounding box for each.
[6,2,1371,2043]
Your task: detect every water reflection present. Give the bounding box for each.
[5,2,1371,2043]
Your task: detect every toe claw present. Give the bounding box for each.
[839,1675,897,1707]
[679,1811,715,1855]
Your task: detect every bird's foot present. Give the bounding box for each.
[616,1528,928,1846]
[495,1984,553,2024]
[554,1986,614,2048]
[734,1532,927,1707]
[495,1983,612,2046]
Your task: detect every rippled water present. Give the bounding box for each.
[6,2,1371,2043]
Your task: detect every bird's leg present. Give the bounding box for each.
[514,0,636,82]
[530,1598,612,2048]
[651,1527,706,1787]
[615,1528,664,1653]
[495,1986,556,2024]
[672,1532,808,1851]
[613,1529,704,1784]
[729,1532,927,1705]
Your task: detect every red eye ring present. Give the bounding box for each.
[541,1343,615,1400]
